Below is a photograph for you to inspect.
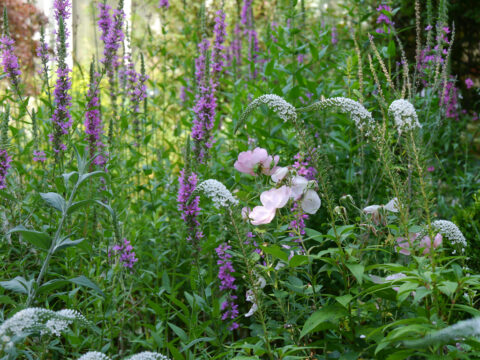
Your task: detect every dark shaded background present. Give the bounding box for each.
[396,0,480,111]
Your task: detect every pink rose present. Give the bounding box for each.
[234,147,279,176]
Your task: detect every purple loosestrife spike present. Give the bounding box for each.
[212,10,227,76]
[241,0,252,27]
[216,243,239,330]
[125,52,148,146]
[0,149,11,189]
[177,169,203,245]
[101,1,125,70]
[158,0,169,8]
[375,4,394,34]
[49,0,72,156]
[33,150,47,163]
[111,238,138,268]
[0,36,21,88]
[84,62,105,167]
[229,24,242,67]
[192,39,217,162]
[97,2,113,43]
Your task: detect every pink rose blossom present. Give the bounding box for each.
[234,147,279,176]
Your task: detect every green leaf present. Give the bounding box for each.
[54,237,85,252]
[260,244,288,262]
[0,276,33,295]
[8,225,51,250]
[168,322,188,342]
[289,255,309,267]
[438,281,458,298]
[346,262,365,285]
[69,275,105,297]
[336,294,353,308]
[77,170,107,188]
[300,305,347,338]
[37,279,69,295]
[180,337,215,352]
[40,192,66,212]
[67,199,96,214]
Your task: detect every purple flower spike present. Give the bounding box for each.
[111,238,138,268]
[84,69,105,167]
[216,243,239,330]
[158,0,169,8]
[49,0,72,155]
[212,10,227,76]
[33,150,47,163]
[0,149,12,189]
[0,36,21,88]
[178,169,203,244]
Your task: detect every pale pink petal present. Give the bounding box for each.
[301,189,321,214]
[384,198,399,212]
[249,206,276,225]
[260,186,291,209]
[396,237,411,256]
[241,207,250,220]
[291,176,308,200]
[272,167,288,183]
[419,236,432,255]
[433,233,443,249]
[251,148,269,163]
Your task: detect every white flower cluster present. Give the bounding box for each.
[238,94,297,130]
[0,308,87,349]
[431,220,467,251]
[388,99,422,134]
[197,179,238,208]
[299,97,375,135]
[78,352,111,360]
[78,352,170,360]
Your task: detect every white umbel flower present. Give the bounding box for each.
[431,220,467,250]
[0,308,87,348]
[127,352,171,360]
[388,99,422,134]
[77,352,170,360]
[298,97,375,135]
[78,352,112,360]
[197,179,238,208]
[237,94,297,132]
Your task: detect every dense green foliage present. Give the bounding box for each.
[0,0,479,359]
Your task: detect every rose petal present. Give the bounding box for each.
[249,206,276,225]
[301,189,321,214]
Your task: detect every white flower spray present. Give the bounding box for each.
[196,179,238,208]
[388,99,422,134]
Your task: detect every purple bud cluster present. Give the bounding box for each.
[442,77,460,120]
[417,26,451,86]
[99,3,125,71]
[227,25,242,67]
[49,0,72,154]
[126,57,148,114]
[240,0,259,78]
[49,67,72,154]
[98,3,112,43]
[84,72,105,166]
[289,202,309,243]
[0,36,21,87]
[33,150,47,163]
[191,21,226,162]
[177,169,203,244]
[375,4,394,34]
[111,238,138,268]
[0,149,12,189]
[331,26,338,45]
[212,10,227,76]
[215,243,239,330]
[293,152,317,180]
[158,0,169,8]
